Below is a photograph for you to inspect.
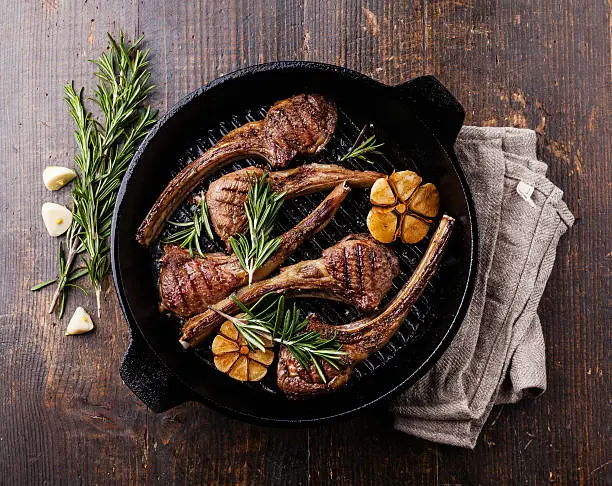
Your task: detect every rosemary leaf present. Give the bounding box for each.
[163,197,213,258]
[229,174,284,285]
[200,200,215,240]
[65,283,88,296]
[68,268,89,282]
[30,279,57,292]
[58,292,66,320]
[340,125,384,165]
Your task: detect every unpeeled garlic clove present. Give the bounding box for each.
[43,166,77,191]
[41,202,73,236]
[370,178,397,206]
[400,215,431,244]
[389,170,422,202]
[65,307,94,335]
[366,206,398,244]
[408,183,440,218]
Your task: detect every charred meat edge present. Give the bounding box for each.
[158,182,351,318]
[137,94,338,246]
[277,215,455,398]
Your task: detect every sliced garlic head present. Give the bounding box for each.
[212,320,275,382]
[65,307,94,335]
[43,166,77,191]
[367,172,440,245]
[41,202,73,237]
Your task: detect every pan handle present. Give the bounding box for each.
[392,75,465,151]
[120,331,195,413]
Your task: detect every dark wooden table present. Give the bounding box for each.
[1,1,609,484]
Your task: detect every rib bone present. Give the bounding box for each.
[276,215,455,398]
[137,94,338,246]
[159,182,351,318]
[179,234,400,348]
[206,164,383,248]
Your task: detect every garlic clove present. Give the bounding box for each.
[400,214,431,244]
[370,178,397,206]
[212,334,239,354]
[248,348,275,366]
[214,352,239,373]
[408,183,440,218]
[219,320,239,341]
[65,306,95,335]
[228,355,249,381]
[248,360,268,381]
[389,170,422,202]
[41,202,73,237]
[366,207,398,243]
[43,166,77,191]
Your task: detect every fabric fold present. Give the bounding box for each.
[391,127,573,449]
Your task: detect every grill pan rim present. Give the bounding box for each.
[111,61,478,425]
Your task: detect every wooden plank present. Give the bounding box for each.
[0,0,609,484]
[299,3,439,485]
[0,1,152,484]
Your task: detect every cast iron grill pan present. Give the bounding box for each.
[111,63,476,424]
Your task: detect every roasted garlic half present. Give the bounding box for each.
[367,170,440,244]
[212,320,275,382]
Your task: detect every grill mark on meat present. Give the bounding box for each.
[179,234,399,348]
[356,244,364,297]
[220,185,249,199]
[137,94,338,247]
[276,216,455,398]
[342,247,351,295]
[158,183,351,318]
[369,249,376,282]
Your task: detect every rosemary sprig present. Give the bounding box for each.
[44,32,157,317]
[339,124,384,165]
[229,174,285,285]
[31,268,88,291]
[163,197,214,257]
[211,294,346,383]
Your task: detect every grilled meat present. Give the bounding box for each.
[137,94,337,246]
[206,164,383,248]
[276,215,455,398]
[179,234,400,349]
[159,183,351,318]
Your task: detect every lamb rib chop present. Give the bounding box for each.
[137,94,338,246]
[179,234,400,349]
[159,182,351,318]
[276,215,455,398]
[206,164,383,249]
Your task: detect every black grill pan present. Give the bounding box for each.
[111,62,477,424]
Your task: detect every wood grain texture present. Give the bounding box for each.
[0,0,609,484]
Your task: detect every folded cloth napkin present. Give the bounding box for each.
[391,126,574,449]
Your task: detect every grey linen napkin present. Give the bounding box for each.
[391,126,574,449]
